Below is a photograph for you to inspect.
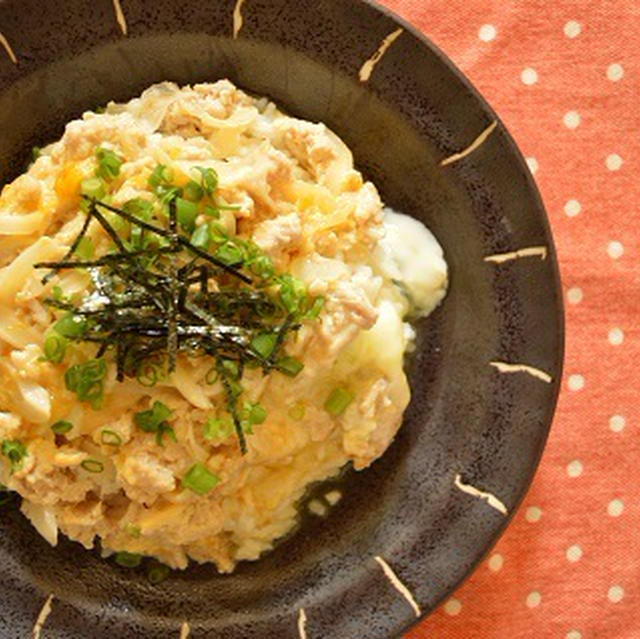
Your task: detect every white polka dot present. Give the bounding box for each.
[479,24,497,42]
[444,598,462,616]
[566,631,582,639]
[566,544,583,562]
[564,21,581,38]
[608,498,624,517]
[568,374,584,391]
[521,67,538,85]
[608,327,624,346]
[564,199,582,217]
[609,415,626,433]
[607,241,624,259]
[606,153,623,171]
[526,591,541,608]
[488,553,504,572]
[525,506,542,523]
[608,585,624,603]
[607,63,624,81]
[567,460,583,478]
[567,287,583,304]
[563,111,581,129]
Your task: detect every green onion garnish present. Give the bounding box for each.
[74,236,94,260]
[51,420,73,435]
[80,176,106,201]
[183,180,204,202]
[175,197,199,232]
[190,223,211,249]
[250,332,277,359]
[147,561,170,584]
[324,387,354,416]
[276,356,304,377]
[54,312,87,338]
[195,166,218,196]
[182,462,219,495]
[43,332,67,363]
[148,164,174,190]
[203,417,234,440]
[101,429,122,446]
[95,147,124,181]
[215,241,244,266]
[134,401,175,446]
[65,358,107,409]
[1,440,27,473]
[114,551,142,568]
[278,274,307,314]
[134,401,171,432]
[81,459,104,473]
[202,205,220,219]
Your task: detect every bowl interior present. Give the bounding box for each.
[0,1,563,637]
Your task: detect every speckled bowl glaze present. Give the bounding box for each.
[0,1,563,637]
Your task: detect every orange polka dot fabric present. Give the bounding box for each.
[378,1,639,637]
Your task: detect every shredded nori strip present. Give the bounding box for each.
[34,195,314,453]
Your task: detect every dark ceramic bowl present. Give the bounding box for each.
[0,0,563,637]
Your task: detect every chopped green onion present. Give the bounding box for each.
[51,285,65,302]
[1,440,27,473]
[190,223,211,249]
[215,241,244,266]
[245,402,267,425]
[65,358,107,408]
[155,424,177,447]
[148,164,174,190]
[74,236,94,260]
[208,222,228,243]
[183,180,204,202]
[114,551,141,568]
[134,401,172,433]
[176,197,199,232]
[123,198,154,221]
[203,205,220,219]
[324,387,354,416]
[54,312,87,338]
[101,429,122,446]
[220,359,240,380]
[250,332,277,359]
[51,420,73,435]
[276,356,304,377]
[248,254,275,279]
[136,361,161,388]
[305,296,325,319]
[95,147,123,181]
[203,417,234,441]
[80,176,106,200]
[31,146,42,162]
[195,166,219,196]
[279,274,307,314]
[147,561,171,584]
[81,459,104,473]
[182,462,220,495]
[43,332,67,363]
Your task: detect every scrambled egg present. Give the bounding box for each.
[0,81,447,571]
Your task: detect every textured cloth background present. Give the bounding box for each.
[374,1,640,637]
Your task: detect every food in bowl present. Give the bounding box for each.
[0,80,447,571]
